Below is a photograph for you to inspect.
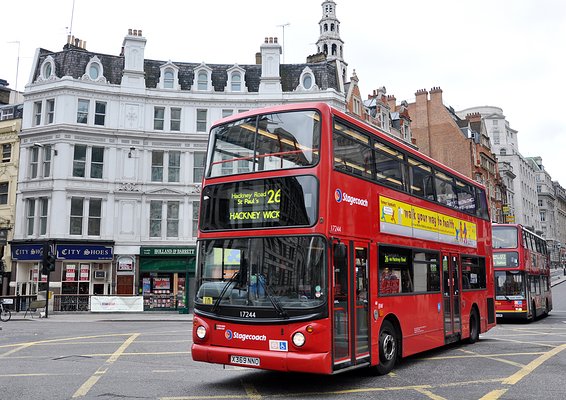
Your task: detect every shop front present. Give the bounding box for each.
[139,246,196,313]
[10,241,114,312]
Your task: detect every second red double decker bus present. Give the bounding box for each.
[493,223,552,321]
[192,102,496,374]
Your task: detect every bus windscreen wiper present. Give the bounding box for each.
[258,274,288,319]
[211,271,239,313]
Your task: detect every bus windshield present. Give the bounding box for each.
[207,110,320,178]
[195,236,327,316]
[495,271,525,299]
[493,226,518,249]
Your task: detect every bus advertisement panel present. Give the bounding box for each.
[493,223,552,321]
[192,103,496,375]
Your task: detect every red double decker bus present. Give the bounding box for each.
[493,223,552,321]
[192,102,496,374]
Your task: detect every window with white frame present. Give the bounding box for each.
[151,150,180,182]
[150,200,162,237]
[192,200,199,237]
[30,147,39,178]
[70,197,102,236]
[0,182,8,204]
[90,147,104,178]
[168,151,180,182]
[94,101,106,126]
[170,107,181,131]
[222,109,233,118]
[26,199,35,235]
[41,56,55,79]
[193,152,206,183]
[77,99,89,124]
[149,200,180,238]
[154,107,165,130]
[164,69,174,89]
[42,145,52,177]
[70,197,84,235]
[196,109,207,132]
[166,201,179,237]
[151,151,164,181]
[33,101,42,126]
[2,144,11,162]
[231,72,241,92]
[39,198,48,235]
[88,198,102,235]
[72,145,104,179]
[89,63,100,80]
[46,99,55,124]
[197,71,208,90]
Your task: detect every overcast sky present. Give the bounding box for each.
[2,0,565,185]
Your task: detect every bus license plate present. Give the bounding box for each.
[230,355,260,366]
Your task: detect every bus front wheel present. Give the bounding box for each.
[375,320,398,375]
[467,309,479,344]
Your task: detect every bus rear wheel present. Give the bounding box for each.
[467,309,479,344]
[375,320,398,375]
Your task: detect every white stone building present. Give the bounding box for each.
[10,1,348,311]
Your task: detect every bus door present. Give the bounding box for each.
[332,240,370,369]
[442,254,461,341]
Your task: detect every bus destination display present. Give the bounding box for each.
[200,176,317,230]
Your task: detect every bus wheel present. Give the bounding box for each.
[467,309,479,344]
[375,320,398,375]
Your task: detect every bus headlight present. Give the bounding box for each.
[196,325,207,339]
[292,332,306,347]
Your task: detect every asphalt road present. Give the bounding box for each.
[1,277,565,400]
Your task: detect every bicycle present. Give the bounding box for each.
[0,299,12,322]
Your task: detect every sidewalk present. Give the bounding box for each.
[7,310,193,322]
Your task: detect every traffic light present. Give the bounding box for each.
[42,243,56,275]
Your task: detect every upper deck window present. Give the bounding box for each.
[493,226,518,249]
[207,110,320,178]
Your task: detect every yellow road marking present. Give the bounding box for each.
[0,332,138,349]
[414,387,447,400]
[479,389,508,400]
[161,379,504,400]
[242,380,262,400]
[502,343,566,385]
[72,333,140,398]
[0,343,34,358]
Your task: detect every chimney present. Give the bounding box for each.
[258,36,282,94]
[429,86,443,104]
[121,28,147,88]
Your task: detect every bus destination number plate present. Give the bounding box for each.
[230,355,260,366]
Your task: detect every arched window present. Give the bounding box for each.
[302,74,313,90]
[231,72,241,92]
[164,69,174,88]
[198,71,208,90]
[332,44,337,56]
[44,62,52,78]
[89,64,100,80]
[324,23,328,32]
[323,44,328,54]
[331,23,335,31]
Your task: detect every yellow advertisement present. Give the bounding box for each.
[379,196,477,248]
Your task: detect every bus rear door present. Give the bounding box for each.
[332,240,370,370]
[442,254,462,343]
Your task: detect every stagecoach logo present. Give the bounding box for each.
[335,188,369,207]
[225,329,267,342]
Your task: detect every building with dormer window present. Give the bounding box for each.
[10,6,349,312]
